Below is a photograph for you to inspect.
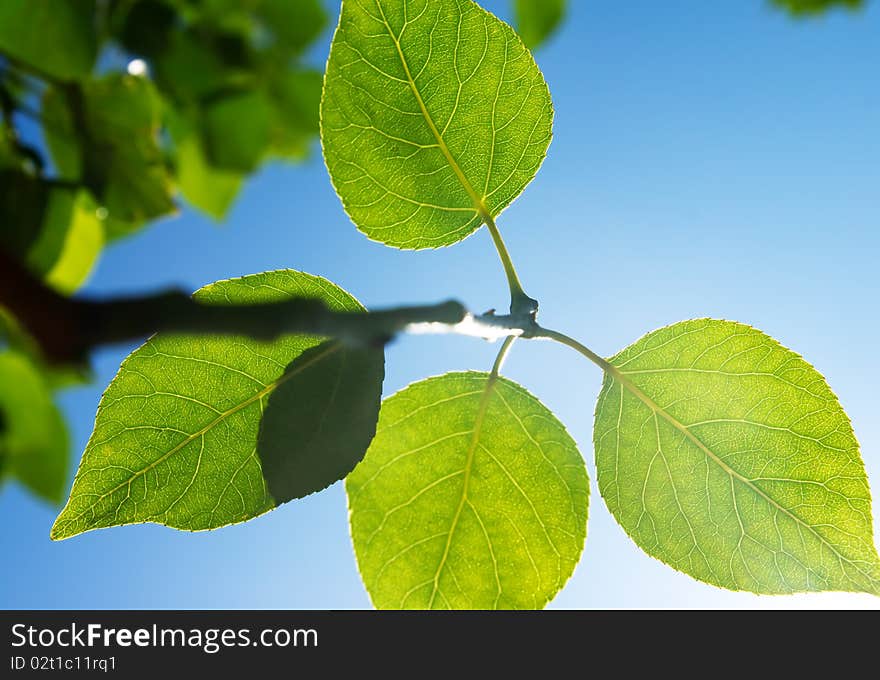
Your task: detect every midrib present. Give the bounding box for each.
[609,364,880,592]
[427,373,500,608]
[374,1,492,222]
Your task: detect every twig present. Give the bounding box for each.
[0,249,535,365]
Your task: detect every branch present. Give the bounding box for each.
[0,249,535,365]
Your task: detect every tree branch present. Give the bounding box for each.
[0,249,535,365]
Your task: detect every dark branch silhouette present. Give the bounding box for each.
[0,249,535,365]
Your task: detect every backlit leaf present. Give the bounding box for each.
[52,270,384,540]
[27,189,104,294]
[348,371,588,609]
[321,0,553,249]
[594,319,880,594]
[0,172,103,293]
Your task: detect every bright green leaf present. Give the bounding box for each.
[52,270,384,540]
[594,319,880,595]
[0,172,103,293]
[513,0,566,49]
[0,351,69,504]
[0,0,97,81]
[27,189,104,294]
[347,371,588,609]
[203,90,272,173]
[321,0,553,249]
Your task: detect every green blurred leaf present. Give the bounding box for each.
[27,188,104,294]
[267,70,322,160]
[0,350,69,504]
[593,319,880,594]
[513,0,566,49]
[347,371,589,609]
[0,171,102,293]
[0,169,48,255]
[154,29,235,101]
[0,0,97,81]
[52,270,385,540]
[196,0,259,36]
[0,308,92,390]
[167,107,244,219]
[0,127,19,168]
[321,0,553,249]
[772,0,864,15]
[113,0,178,59]
[203,90,272,172]
[43,74,176,228]
[256,0,328,53]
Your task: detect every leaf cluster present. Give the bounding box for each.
[49,0,880,608]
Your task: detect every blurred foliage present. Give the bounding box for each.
[0,0,327,504]
[0,350,69,503]
[773,0,866,14]
[514,0,566,49]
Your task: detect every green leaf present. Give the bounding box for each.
[267,70,323,160]
[256,0,328,54]
[0,170,48,256]
[513,0,566,49]
[258,343,383,504]
[113,0,178,59]
[0,308,92,391]
[772,0,864,16]
[321,0,553,249]
[593,319,880,594]
[26,188,104,294]
[52,270,384,540]
[0,0,97,81]
[42,74,176,228]
[0,351,69,504]
[153,27,246,103]
[203,90,272,173]
[167,107,244,219]
[347,371,588,609]
[0,172,103,293]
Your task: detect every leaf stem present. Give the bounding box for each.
[531,326,615,375]
[482,213,538,318]
[491,335,517,377]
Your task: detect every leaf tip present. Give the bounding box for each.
[49,514,75,541]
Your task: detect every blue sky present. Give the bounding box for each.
[2,0,879,609]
